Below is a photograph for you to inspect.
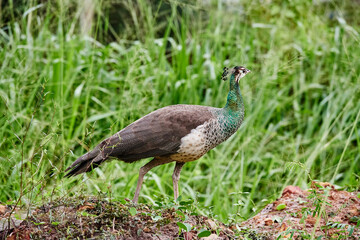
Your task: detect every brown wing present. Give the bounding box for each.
[99,104,216,162]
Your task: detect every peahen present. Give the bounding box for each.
[65,66,250,203]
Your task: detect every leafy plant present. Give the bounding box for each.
[129,207,137,216]
[197,229,211,238]
[177,222,192,233]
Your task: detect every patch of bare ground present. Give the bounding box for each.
[0,183,359,239]
[240,182,360,239]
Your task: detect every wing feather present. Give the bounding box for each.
[100,105,216,161]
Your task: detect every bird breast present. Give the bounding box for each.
[169,118,231,162]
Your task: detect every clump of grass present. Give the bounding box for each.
[0,0,359,224]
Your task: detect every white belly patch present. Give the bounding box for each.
[169,119,222,162]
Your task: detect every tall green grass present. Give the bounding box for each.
[0,0,359,222]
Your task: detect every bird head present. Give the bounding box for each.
[222,66,251,83]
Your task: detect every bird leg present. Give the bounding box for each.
[172,162,185,202]
[132,158,173,203]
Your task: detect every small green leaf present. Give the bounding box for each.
[197,229,211,237]
[176,210,188,221]
[177,222,187,231]
[349,216,360,223]
[331,222,338,228]
[276,203,286,211]
[51,221,60,226]
[33,221,46,226]
[180,200,193,206]
[78,211,97,217]
[14,213,23,220]
[176,195,182,202]
[357,193,360,199]
[177,222,192,232]
[129,207,137,216]
[348,225,354,236]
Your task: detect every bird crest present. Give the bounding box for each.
[221,67,230,81]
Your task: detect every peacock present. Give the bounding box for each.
[65,66,250,203]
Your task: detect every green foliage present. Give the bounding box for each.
[78,211,97,218]
[177,221,192,232]
[324,221,356,237]
[197,229,211,238]
[129,207,137,216]
[0,0,359,223]
[31,221,46,226]
[276,203,286,211]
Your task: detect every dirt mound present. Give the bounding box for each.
[240,183,360,239]
[1,198,236,240]
[1,183,359,239]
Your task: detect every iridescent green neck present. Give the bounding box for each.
[224,74,244,114]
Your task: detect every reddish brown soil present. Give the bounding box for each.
[240,183,360,239]
[1,183,359,239]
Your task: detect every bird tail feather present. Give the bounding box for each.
[64,147,105,177]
